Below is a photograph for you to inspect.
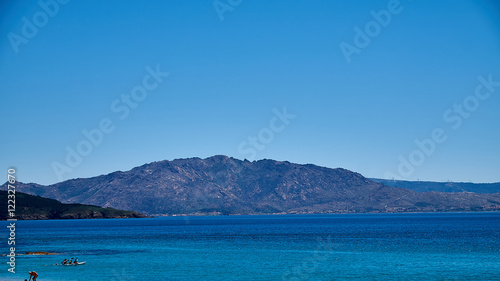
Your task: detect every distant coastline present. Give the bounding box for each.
[0,190,146,220]
[3,156,500,218]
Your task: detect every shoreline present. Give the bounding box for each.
[1,210,499,222]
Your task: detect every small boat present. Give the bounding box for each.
[62,261,86,266]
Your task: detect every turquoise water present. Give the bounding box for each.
[1,213,499,280]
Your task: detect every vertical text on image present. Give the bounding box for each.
[6,168,17,274]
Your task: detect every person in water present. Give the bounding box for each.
[28,271,38,281]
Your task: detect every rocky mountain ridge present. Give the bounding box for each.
[3,155,500,215]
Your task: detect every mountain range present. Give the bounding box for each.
[2,155,500,216]
[370,178,500,193]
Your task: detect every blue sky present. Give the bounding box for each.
[1,0,499,185]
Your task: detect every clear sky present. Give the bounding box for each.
[1,0,499,185]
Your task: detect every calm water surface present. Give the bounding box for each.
[1,212,499,280]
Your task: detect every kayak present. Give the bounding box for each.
[62,261,86,265]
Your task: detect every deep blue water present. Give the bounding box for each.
[1,212,499,280]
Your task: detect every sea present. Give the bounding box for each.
[1,212,499,281]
